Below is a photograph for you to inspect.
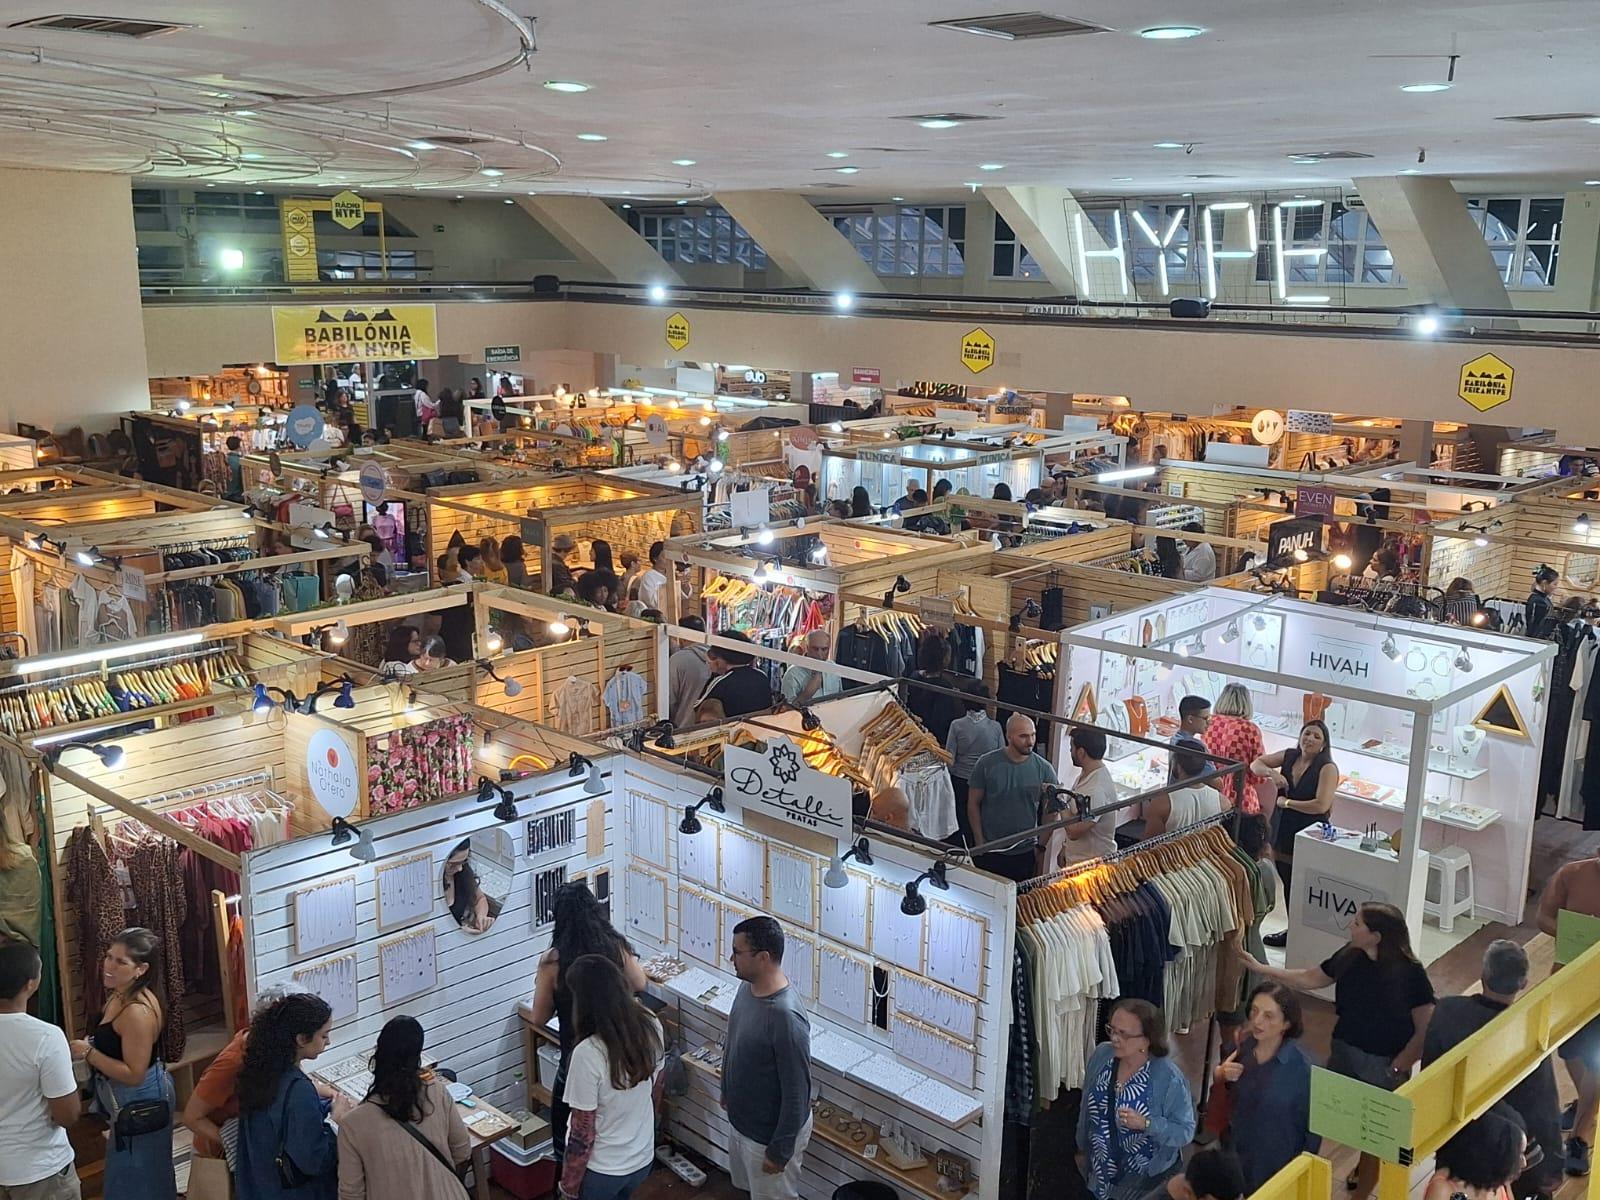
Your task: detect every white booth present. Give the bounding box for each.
[1059,587,1553,959]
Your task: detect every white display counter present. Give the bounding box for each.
[1286,825,1430,981]
[1060,587,1554,934]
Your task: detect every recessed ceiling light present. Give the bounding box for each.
[480,168,503,177]
[891,195,905,201]
[253,190,264,196]
[205,182,216,187]
[1112,176,1133,182]
[826,151,849,159]
[454,194,464,199]
[1587,180,1600,186]
[544,80,590,93]
[233,109,257,117]
[676,199,688,206]
[576,133,607,141]
[241,152,263,160]
[1400,168,1422,175]
[979,163,1005,171]
[920,118,961,129]
[1152,142,1185,150]
[835,166,859,174]
[621,203,632,208]
[504,198,514,204]
[671,158,696,166]
[1400,82,1451,93]
[1139,25,1205,39]
[409,140,436,150]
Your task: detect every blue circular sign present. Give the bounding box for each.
[285,403,325,449]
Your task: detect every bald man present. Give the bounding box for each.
[869,786,911,831]
[780,629,839,708]
[966,713,1057,882]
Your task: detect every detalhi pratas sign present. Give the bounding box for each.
[272,303,439,365]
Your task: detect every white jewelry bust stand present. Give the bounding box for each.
[1452,725,1486,772]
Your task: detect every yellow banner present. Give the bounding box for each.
[271,303,439,365]
[279,199,320,283]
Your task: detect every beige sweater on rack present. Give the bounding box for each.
[336,1076,473,1200]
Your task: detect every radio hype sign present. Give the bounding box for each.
[271,303,438,365]
[723,738,851,847]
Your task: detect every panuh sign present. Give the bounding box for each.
[723,737,851,848]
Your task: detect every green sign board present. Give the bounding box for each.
[1309,1066,1414,1165]
[1557,909,1600,965]
[297,377,315,390]
[485,345,521,365]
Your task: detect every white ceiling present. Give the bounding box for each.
[1,0,1598,200]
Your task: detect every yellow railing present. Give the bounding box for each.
[1250,935,1600,1200]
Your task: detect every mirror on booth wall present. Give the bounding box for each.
[443,829,513,934]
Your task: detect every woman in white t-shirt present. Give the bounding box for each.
[1143,743,1227,839]
[558,955,665,1200]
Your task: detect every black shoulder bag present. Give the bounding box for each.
[274,1078,314,1189]
[388,1109,471,1198]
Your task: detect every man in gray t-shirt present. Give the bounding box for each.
[722,916,812,1200]
[967,712,1058,882]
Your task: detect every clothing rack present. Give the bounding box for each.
[0,643,234,695]
[145,770,276,811]
[1014,808,1236,892]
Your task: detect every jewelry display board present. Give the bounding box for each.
[820,865,871,950]
[893,969,979,1043]
[627,790,669,869]
[531,864,566,931]
[818,944,871,1026]
[719,826,767,908]
[374,853,434,933]
[1241,612,1284,695]
[292,951,358,1024]
[891,1015,978,1090]
[292,875,357,956]
[870,880,925,973]
[925,901,988,1000]
[679,885,721,969]
[767,844,819,930]
[786,931,817,1003]
[527,806,578,856]
[679,820,718,887]
[624,865,668,943]
[378,927,437,1005]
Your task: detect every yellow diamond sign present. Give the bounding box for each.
[1459,353,1514,412]
[960,327,996,374]
[330,190,365,229]
[665,311,691,352]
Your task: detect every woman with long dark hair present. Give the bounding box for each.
[589,539,616,577]
[1242,902,1435,1198]
[529,883,649,1164]
[378,625,421,679]
[68,927,177,1200]
[1249,718,1338,947]
[558,956,665,1200]
[235,993,343,1200]
[1212,982,1319,1191]
[850,486,872,518]
[442,840,501,933]
[337,1016,470,1200]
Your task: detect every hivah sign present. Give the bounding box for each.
[271,303,439,365]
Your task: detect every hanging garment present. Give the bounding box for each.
[125,834,187,1062]
[63,826,124,1021]
[602,667,648,728]
[367,716,476,816]
[550,676,598,735]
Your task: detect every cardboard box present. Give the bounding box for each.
[506,1110,551,1153]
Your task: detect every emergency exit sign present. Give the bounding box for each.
[485,345,521,364]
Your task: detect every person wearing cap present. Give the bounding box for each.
[548,534,576,597]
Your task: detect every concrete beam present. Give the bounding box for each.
[1351,176,1515,312]
[714,192,879,293]
[515,196,684,286]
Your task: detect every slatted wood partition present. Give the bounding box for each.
[619,752,1013,1200]
[242,749,617,1115]
[995,554,1198,628]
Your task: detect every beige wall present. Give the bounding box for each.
[142,296,1600,441]
[1,167,150,430]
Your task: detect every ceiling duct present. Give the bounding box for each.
[927,12,1112,40]
[7,13,193,37]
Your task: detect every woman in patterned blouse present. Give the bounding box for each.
[1205,684,1266,815]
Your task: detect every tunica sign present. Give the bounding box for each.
[1071,199,1332,302]
[723,737,852,846]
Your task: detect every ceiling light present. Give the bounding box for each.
[672,158,696,166]
[891,196,906,202]
[1400,168,1422,175]
[504,198,514,204]
[1332,552,1353,572]
[826,151,849,159]
[1415,315,1440,335]
[576,133,608,141]
[408,140,436,150]
[755,526,775,546]
[979,163,1006,171]
[919,118,961,129]
[835,166,859,174]
[675,200,688,206]
[621,203,632,209]
[1473,531,1489,548]
[233,109,257,117]
[1152,141,1186,150]
[835,292,855,310]
[1400,82,1451,93]
[1586,180,1600,186]
[549,614,571,637]
[1112,176,1133,182]
[1140,25,1206,39]
[648,284,668,302]
[480,168,504,177]
[241,152,263,160]
[218,247,245,271]
[544,80,590,93]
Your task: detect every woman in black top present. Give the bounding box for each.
[527,883,648,1165]
[1250,719,1337,948]
[1527,565,1559,637]
[1154,536,1185,580]
[1242,902,1435,1199]
[850,486,873,518]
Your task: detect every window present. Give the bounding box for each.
[1467,196,1562,287]
[131,187,174,232]
[135,244,185,284]
[316,250,421,280]
[625,206,768,268]
[193,190,279,225]
[1128,202,1195,289]
[825,205,966,277]
[1249,199,1402,288]
[992,213,1046,279]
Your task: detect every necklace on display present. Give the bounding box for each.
[1453,725,1486,768]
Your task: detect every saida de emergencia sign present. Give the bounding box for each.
[271,303,439,365]
[723,737,852,848]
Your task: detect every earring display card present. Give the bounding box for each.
[624,866,668,944]
[532,865,566,930]
[893,969,979,1043]
[820,866,871,951]
[678,886,721,969]
[719,827,767,908]
[786,932,817,1003]
[819,945,870,1027]
[767,845,819,930]
[678,820,718,888]
[526,807,577,856]
[378,928,437,1006]
[870,881,925,973]
[891,1015,978,1090]
[924,901,986,1000]
[373,853,434,934]
[291,951,358,1024]
[292,874,358,957]
[627,791,668,869]
[1242,613,1283,696]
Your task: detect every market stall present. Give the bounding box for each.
[1060,586,1552,962]
[124,406,288,492]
